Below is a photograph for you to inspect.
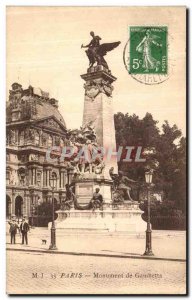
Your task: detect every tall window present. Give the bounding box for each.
[48,135,53,148]
[52,172,57,180]
[6,170,10,185]
[34,132,40,146]
[19,131,25,145]
[18,168,25,186]
[50,172,57,189]
[36,171,42,186]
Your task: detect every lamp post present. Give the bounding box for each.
[31,204,35,228]
[30,190,35,228]
[37,197,41,227]
[143,170,154,256]
[17,208,20,224]
[49,172,57,250]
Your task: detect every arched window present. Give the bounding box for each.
[15,196,23,217]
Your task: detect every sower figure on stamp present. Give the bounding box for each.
[8,217,19,244]
[20,217,30,245]
[91,188,103,211]
[136,29,162,72]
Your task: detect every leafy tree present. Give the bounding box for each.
[114,112,160,199]
[154,121,182,199]
[35,201,60,216]
[170,137,186,213]
[114,112,186,214]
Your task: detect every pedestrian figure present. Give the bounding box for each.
[20,217,30,245]
[8,217,19,244]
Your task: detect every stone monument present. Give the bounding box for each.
[75,32,120,206]
[53,32,145,234]
[74,66,118,206]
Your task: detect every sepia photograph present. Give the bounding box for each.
[5,6,187,295]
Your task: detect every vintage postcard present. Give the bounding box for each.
[6,6,187,295]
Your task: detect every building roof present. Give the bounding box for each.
[35,100,66,127]
[7,83,67,128]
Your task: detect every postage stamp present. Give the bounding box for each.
[129,26,167,75]
[123,26,172,85]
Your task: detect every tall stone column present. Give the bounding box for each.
[46,170,48,186]
[32,168,35,186]
[43,169,46,186]
[59,171,61,188]
[48,169,51,187]
[11,189,15,215]
[45,168,50,187]
[67,169,74,185]
[81,65,118,178]
[28,168,32,185]
[23,191,26,216]
[35,168,37,186]
[73,65,119,206]
[63,171,67,188]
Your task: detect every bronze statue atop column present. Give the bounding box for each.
[81,31,120,69]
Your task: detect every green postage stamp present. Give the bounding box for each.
[129,26,167,75]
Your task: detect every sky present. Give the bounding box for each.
[6,6,186,136]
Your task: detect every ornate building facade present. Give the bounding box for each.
[6,83,73,219]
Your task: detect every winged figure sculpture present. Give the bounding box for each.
[81,31,121,69]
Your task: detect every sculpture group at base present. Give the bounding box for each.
[65,122,105,178]
[60,184,103,211]
[59,167,136,212]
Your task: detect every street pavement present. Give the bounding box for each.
[6,250,186,294]
[6,227,186,260]
[6,228,186,294]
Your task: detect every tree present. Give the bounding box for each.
[154,121,182,199]
[171,137,186,213]
[114,112,160,199]
[35,201,60,216]
[114,113,186,214]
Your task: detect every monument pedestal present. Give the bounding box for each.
[50,202,146,235]
[75,177,112,206]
